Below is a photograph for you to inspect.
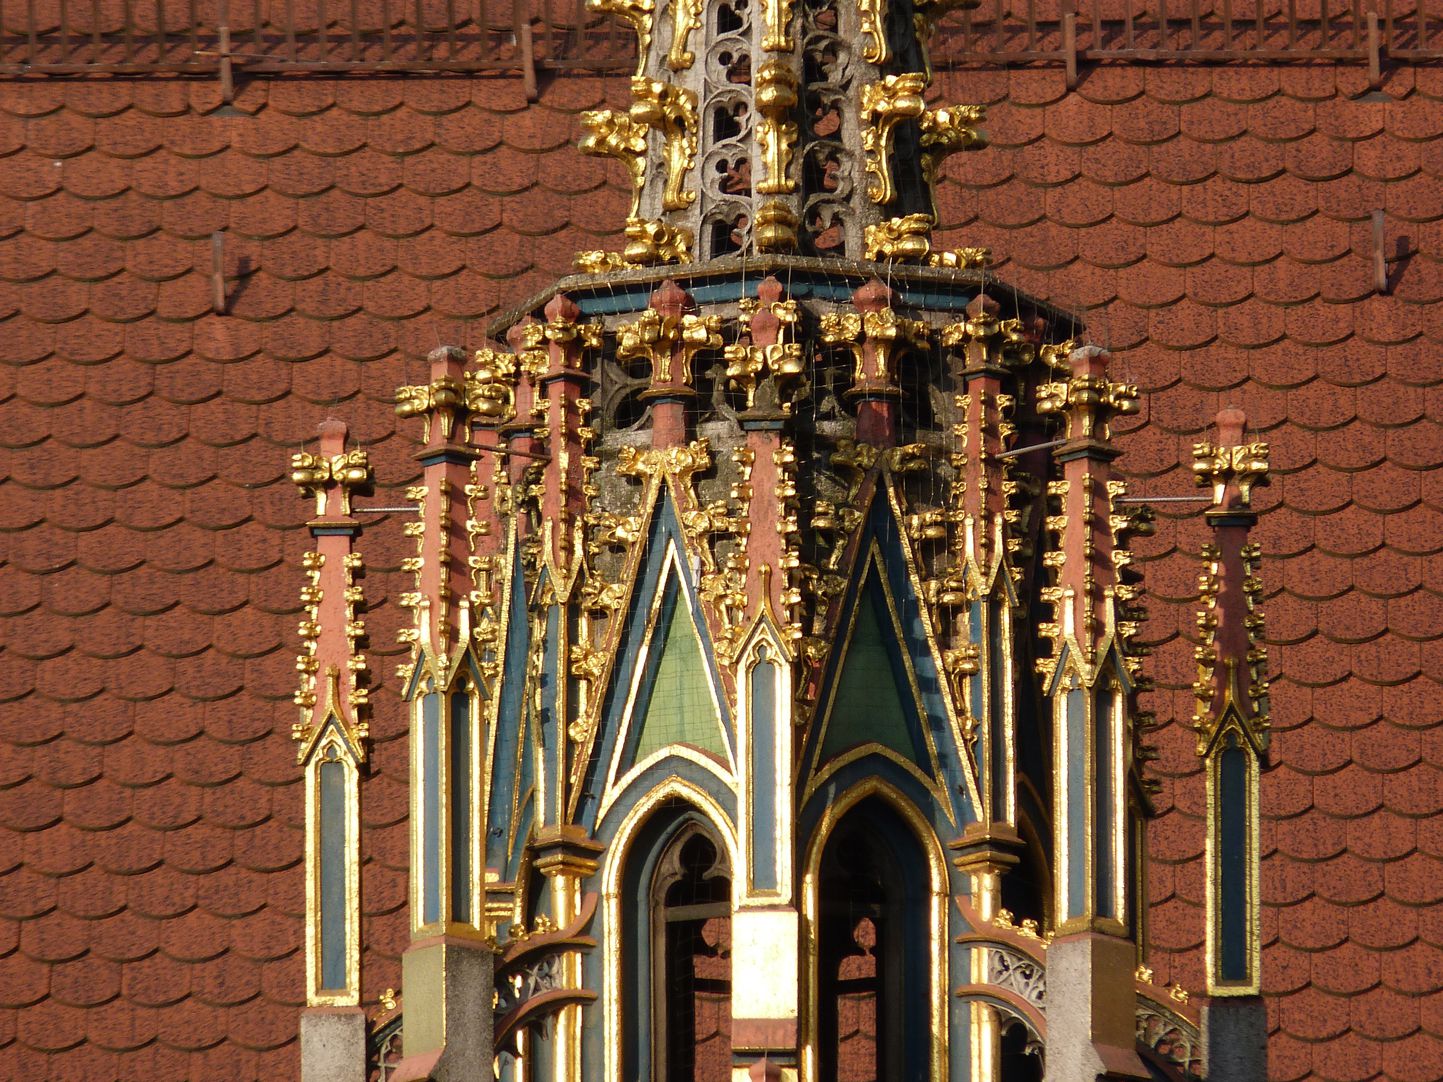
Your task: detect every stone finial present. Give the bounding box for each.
[291,418,371,518]
[1193,405,1271,512]
[395,345,472,445]
[1036,345,1139,443]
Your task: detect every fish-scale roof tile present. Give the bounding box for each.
[0,60,1438,1081]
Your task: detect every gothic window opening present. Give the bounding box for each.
[998,1019,1042,1082]
[817,799,930,1082]
[649,822,733,1082]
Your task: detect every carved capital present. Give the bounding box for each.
[725,278,804,410]
[821,279,928,396]
[1193,406,1270,511]
[1036,345,1139,442]
[396,346,475,445]
[616,282,721,395]
[291,417,370,517]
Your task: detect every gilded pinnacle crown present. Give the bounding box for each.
[580,0,987,267]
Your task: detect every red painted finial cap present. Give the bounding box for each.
[1215,405,1247,446]
[317,417,347,455]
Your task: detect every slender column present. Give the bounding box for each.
[726,276,804,1080]
[951,832,1021,1082]
[534,296,600,1077]
[1036,346,1148,1082]
[532,826,605,1082]
[1192,407,1271,1082]
[940,297,1041,1082]
[393,347,494,1082]
[943,294,1033,841]
[292,419,371,1082]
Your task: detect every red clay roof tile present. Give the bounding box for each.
[0,65,1439,1081]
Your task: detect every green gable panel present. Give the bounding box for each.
[820,575,923,768]
[632,585,727,763]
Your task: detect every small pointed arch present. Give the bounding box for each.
[601,779,739,1082]
[802,780,948,1082]
[1000,810,1053,934]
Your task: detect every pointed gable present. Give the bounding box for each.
[628,572,729,764]
[816,554,934,774]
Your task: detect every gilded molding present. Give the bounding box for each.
[579,110,649,217]
[755,59,799,196]
[396,482,428,670]
[1193,542,1269,751]
[667,0,703,69]
[587,0,653,73]
[859,72,927,204]
[630,77,698,211]
[293,550,325,732]
[857,0,890,64]
[761,0,795,50]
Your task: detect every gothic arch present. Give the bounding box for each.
[601,779,740,1082]
[800,780,947,1082]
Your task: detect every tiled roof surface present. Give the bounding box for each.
[932,65,1443,1082]
[0,62,1439,1081]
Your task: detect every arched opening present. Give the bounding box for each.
[999,1018,1043,1082]
[652,824,732,1082]
[816,798,930,1082]
[621,809,734,1082]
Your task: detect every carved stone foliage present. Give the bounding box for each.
[1135,996,1203,1080]
[698,0,754,258]
[986,945,1047,1010]
[798,0,854,254]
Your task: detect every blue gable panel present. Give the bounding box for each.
[803,489,977,827]
[575,490,732,833]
